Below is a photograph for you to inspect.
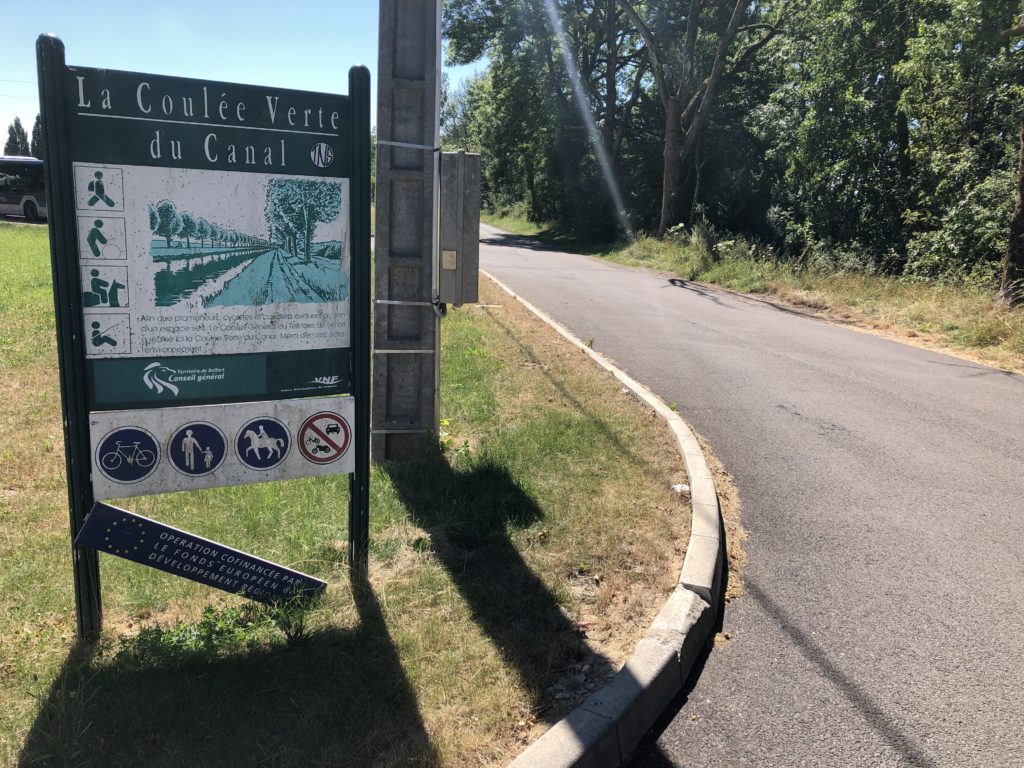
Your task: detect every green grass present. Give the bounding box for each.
[0,221,688,767]
[480,212,546,237]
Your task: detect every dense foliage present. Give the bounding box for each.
[4,113,48,159]
[442,0,1024,295]
[4,115,30,156]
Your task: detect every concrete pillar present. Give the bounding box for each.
[373,0,441,461]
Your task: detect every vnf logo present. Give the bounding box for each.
[310,143,334,168]
[310,375,342,386]
[143,362,180,396]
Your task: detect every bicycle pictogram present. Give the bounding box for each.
[95,427,160,484]
[100,441,156,471]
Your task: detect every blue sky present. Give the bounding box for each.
[1,1,485,143]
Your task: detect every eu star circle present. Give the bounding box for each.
[103,515,147,556]
[168,422,227,477]
[235,417,291,471]
[96,426,160,484]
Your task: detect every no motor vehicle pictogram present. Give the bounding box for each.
[298,412,351,464]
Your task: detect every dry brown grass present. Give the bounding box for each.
[452,278,691,684]
[593,232,1024,374]
[764,278,1024,374]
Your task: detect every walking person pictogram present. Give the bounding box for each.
[180,429,201,471]
[169,423,226,477]
[87,171,116,207]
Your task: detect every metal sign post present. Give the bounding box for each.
[37,35,102,637]
[37,34,372,637]
[347,66,371,575]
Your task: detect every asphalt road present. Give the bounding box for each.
[479,224,1024,768]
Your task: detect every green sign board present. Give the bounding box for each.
[64,66,354,408]
[37,35,371,637]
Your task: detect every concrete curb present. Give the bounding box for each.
[482,270,725,768]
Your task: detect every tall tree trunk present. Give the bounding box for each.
[657,97,683,238]
[303,207,311,263]
[1001,115,1024,306]
[895,0,912,182]
[603,0,618,156]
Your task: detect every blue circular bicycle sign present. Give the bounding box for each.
[96,427,160,484]
[235,417,290,471]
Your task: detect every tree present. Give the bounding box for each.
[1002,14,1024,305]
[30,114,44,160]
[4,117,30,156]
[759,0,918,269]
[154,200,182,247]
[446,0,656,236]
[265,179,342,261]
[442,0,1024,293]
[1005,116,1024,305]
[197,217,210,247]
[179,212,197,249]
[896,0,1020,279]
[619,0,784,237]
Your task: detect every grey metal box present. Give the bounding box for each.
[439,150,480,306]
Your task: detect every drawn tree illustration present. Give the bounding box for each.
[265,179,342,262]
[180,212,197,249]
[266,195,298,257]
[210,223,222,246]
[197,217,210,248]
[154,199,182,248]
[147,203,158,234]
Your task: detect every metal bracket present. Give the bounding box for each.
[377,139,440,152]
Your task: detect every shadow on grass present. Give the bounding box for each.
[18,573,439,768]
[384,449,615,718]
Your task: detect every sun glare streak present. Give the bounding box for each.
[542,0,634,240]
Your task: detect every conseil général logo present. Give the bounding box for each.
[142,361,180,396]
[142,361,229,396]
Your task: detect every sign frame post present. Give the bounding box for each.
[37,34,103,638]
[347,66,371,576]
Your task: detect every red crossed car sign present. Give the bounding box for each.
[298,412,352,464]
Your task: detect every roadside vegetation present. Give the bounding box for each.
[0,221,689,767]
[450,0,1024,362]
[482,213,1024,373]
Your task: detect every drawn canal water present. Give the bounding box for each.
[205,246,346,306]
[151,242,346,307]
